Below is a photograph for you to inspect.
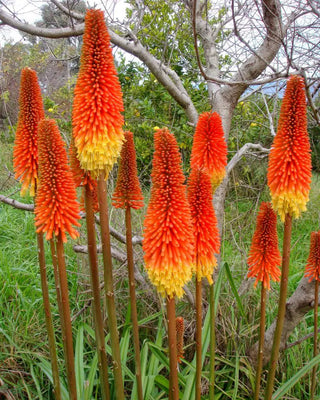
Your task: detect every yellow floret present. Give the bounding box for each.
[271,190,309,221]
[146,262,193,298]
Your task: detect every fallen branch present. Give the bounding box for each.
[248,276,319,366]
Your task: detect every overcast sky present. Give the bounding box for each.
[0,0,126,44]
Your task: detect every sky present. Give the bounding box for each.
[0,0,126,45]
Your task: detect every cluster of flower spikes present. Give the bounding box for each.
[35,119,81,243]
[190,112,227,192]
[69,140,99,212]
[187,167,220,284]
[72,9,124,178]
[13,68,45,196]
[304,231,320,282]
[176,316,184,364]
[143,128,194,298]
[267,75,311,221]
[247,202,281,290]
[112,131,144,210]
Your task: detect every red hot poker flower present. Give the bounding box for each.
[143,128,194,298]
[72,9,124,178]
[247,202,281,290]
[190,112,227,192]
[35,119,81,243]
[112,131,144,210]
[267,75,311,221]
[187,167,220,284]
[13,68,45,196]
[69,140,99,212]
[305,231,320,282]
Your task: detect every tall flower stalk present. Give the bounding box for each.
[187,167,220,400]
[304,231,320,400]
[69,141,110,400]
[35,119,81,400]
[112,131,144,400]
[72,9,125,399]
[190,111,227,399]
[143,128,194,400]
[13,68,61,400]
[264,75,312,400]
[247,202,281,399]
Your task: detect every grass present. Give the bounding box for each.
[1,172,320,398]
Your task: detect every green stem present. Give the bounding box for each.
[264,213,292,400]
[254,284,267,400]
[97,175,125,400]
[55,235,77,400]
[311,279,319,400]
[167,296,179,400]
[195,278,202,400]
[84,184,111,400]
[125,206,143,400]
[37,233,62,400]
[209,283,215,400]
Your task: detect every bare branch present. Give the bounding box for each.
[49,0,84,21]
[301,69,320,125]
[226,143,270,174]
[0,8,84,38]
[0,194,34,211]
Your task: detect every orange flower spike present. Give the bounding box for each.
[176,316,185,364]
[13,68,45,197]
[143,128,194,298]
[35,119,81,243]
[112,131,144,210]
[187,167,220,284]
[190,112,227,192]
[69,140,99,212]
[72,9,124,178]
[267,75,311,221]
[247,202,281,290]
[305,231,320,282]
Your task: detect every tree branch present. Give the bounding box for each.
[226,143,270,175]
[0,194,34,211]
[0,6,199,125]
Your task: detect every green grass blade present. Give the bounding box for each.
[224,262,246,320]
[75,325,84,399]
[272,353,320,400]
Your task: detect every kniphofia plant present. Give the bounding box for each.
[72,9,125,398]
[304,231,320,400]
[264,75,312,399]
[247,202,281,399]
[143,128,194,400]
[13,68,62,400]
[112,131,144,400]
[35,118,81,400]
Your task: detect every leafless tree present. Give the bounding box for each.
[0,0,319,362]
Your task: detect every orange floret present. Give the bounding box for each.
[247,202,281,290]
[112,131,144,210]
[13,68,45,196]
[267,75,312,221]
[190,112,227,192]
[35,119,81,242]
[72,9,124,178]
[187,167,220,283]
[143,128,194,298]
[304,231,320,282]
